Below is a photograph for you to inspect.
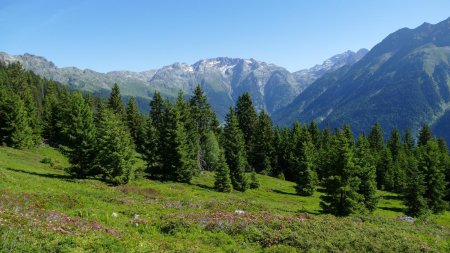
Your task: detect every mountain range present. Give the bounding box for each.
[2,17,450,143]
[273,17,450,140]
[0,49,367,119]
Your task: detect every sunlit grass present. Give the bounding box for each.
[0,146,449,252]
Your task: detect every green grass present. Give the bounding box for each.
[0,146,449,252]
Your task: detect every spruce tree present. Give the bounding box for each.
[150,91,165,132]
[235,92,258,170]
[143,117,161,178]
[404,157,428,216]
[222,107,248,192]
[355,135,378,212]
[308,121,322,149]
[62,92,97,178]
[159,99,196,183]
[189,85,217,170]
[6,63,41,145]
[418,124,432,147]
[214,148,232,192]
[387,128,402,161]
[316,127,332,180]
[403,129,415,154]
[320,130,364,216]
[417,140,448,213]
[95,108,135,185]
[189,84,214,140]
[43,91,63,145]
[203,131,221,171]
[378,147,394,190]
[292,126,317,196]
[0,91,34,148]
[392,149,408,193]
[126,97,145,150]
[368,122,384,152]
[143,91,165,179]
[253,111,274,174]
[175,90,200,175]
[436,138,450,201]
[271,126,284,177]
[108,83,125,116]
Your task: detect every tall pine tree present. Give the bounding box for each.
[62,92,97,178]
[235,92,258,170]
[222,107,248,192]
[95,108,135,185]
[253,111,274,174]
[108,83,125,117]
[126,97,145,151]
[320,129,364,216]
[214,148,233,193]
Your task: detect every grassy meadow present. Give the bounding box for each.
[0,146,449,252]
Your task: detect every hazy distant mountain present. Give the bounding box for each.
[0,50,366,119]
[293,49,368,88]
[274,17,450,139]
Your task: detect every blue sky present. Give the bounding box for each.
[1,0,449,72]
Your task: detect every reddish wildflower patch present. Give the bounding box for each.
[0,190,116,236]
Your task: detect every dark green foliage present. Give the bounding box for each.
[222,107,248,192]
[235,92,258,170]
[253,111,274,174]
[417,140,448,213]
[175,91,200,176]
[143,92,165,179]
[404,157,428,217]
[189,85,215,139]
[62,92,97,178]
[0,89,34,148]
[391,149,408,193]
[418,124,432,147]
[108,83,125,116]
[370,124,399,190]
[377,147,394,190]
[308,121,322,149]
[42,87,64,145]
[320,131,365,216]
[355,135,378,212]
[249,170,260,189]
[126,97,145,151]
[189,85,216,170]
[160,99,196,183]
[388,128,402,161]
[94,108,135,185]
[214,149,232,192]
[403,129,415,153]
[368,122,384,152]
[271,127,284,177]
[142,117,160,177]
[203,131,221,171]
[150,91,165,132]
[291,125,317,196]
[437,138,450,201]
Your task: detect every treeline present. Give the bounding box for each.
[0,63,449,217]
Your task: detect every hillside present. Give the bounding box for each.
[274,17,450,139]
[0,50,366,119]
[1,146,449,252]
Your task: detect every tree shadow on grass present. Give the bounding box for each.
[5,167,73,181]
[378,206,404,213]
[380,194,403,201]
[272,189,297,196]
[192,183,214,190]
